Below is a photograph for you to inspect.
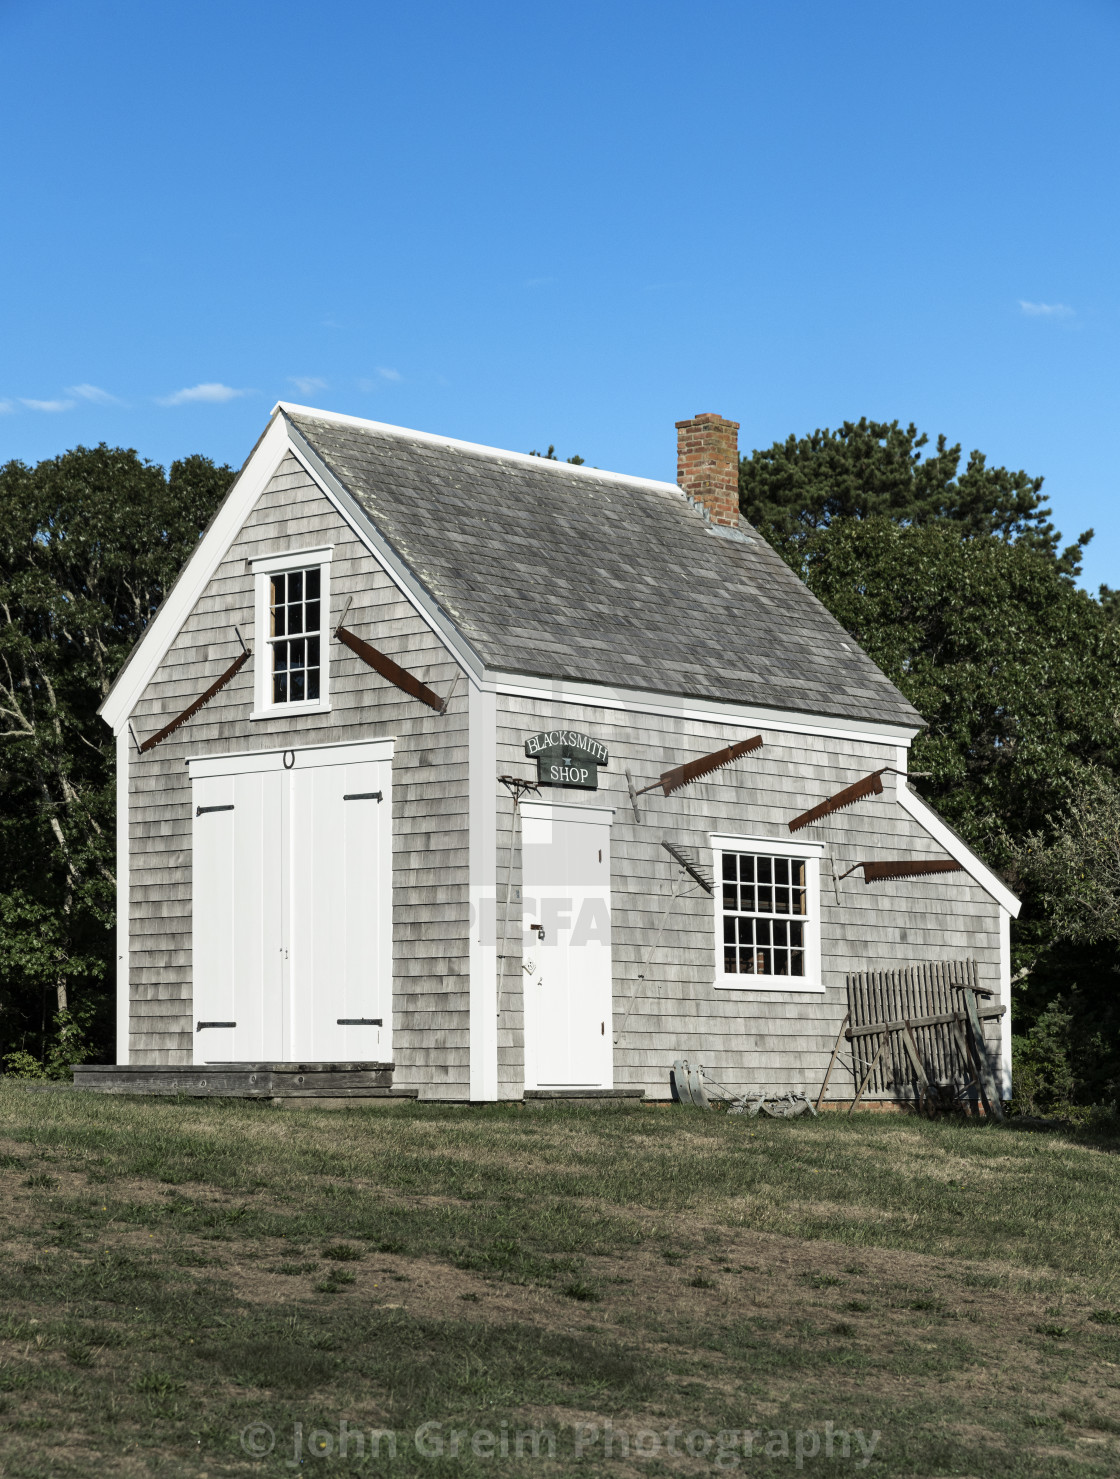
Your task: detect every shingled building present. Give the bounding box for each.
[92,405,1018,1105]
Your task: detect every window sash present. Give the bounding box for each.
[719,849,812,981]
[266,566,323,706]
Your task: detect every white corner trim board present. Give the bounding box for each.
[894,780,1021,917]
[115,728,130,1065]
[468,682,499,1101]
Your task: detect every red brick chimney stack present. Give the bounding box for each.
[675,413,741,528]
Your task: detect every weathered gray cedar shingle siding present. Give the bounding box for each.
[127,453,469,1091]
[493,696,1001,1101]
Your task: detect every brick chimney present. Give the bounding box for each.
[675,413,740,527]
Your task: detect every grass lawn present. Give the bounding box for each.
[0,1086,1118,1478]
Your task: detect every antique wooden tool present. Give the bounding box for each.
[134,629,250,754]
[631,735,764,801]
[334,597,446,714]
[838,859,963,884]
[788,767,933,832]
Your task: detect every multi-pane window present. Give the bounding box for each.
[269,568,321,704]
[721,851,807,978]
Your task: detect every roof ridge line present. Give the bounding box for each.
[273,402,687,499]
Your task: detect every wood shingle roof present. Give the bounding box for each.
[287,410,921,729]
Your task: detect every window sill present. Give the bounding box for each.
[715,978,825,994]
[249,702,331,722]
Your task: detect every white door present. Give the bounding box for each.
[520,802,614,1089]
[192,769,284,1063]
[288,756,389,1061]
[189,742,393,1064]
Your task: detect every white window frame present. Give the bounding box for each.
[710,832,825,994]
[249,546,333,720]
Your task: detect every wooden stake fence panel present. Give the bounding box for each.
[844,960,1000,1103]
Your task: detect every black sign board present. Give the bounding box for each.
[525,730,608,791]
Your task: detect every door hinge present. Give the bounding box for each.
[197,1021,236,1031]
[337,1018,382,1026]
[196,804,234,816]
[343,791,383,802]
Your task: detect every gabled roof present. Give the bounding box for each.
[283,407,921,729]
[101,405,923,734]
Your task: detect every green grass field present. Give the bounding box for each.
[0,1085,1117,1478]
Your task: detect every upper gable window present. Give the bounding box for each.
[250,547,332,719]
[269,568,321,704]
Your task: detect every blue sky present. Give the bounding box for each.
[2,0,1118,588]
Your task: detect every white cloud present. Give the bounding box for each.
[157,382,250,407]
[0,400,14,415]
[288,376,328,395]
[21,397,75,412]
[357,369,402,392]
[68,383,121,404]
[1019,300,1074,318]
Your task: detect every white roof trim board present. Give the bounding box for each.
[895,778,1021,917]
[100,412,291,733]
[272,402,685,496]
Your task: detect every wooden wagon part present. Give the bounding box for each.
[335,623,446,713]
[669,1059,712,1108]
[838,859,963,884]
[135,631,251,754]
[832,961,1005,1118]
[632,735,763,799]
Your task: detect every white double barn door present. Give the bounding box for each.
[189,742,392,1064]
[521,802,614,1090]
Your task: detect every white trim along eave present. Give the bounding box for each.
[491,672,921,750]
[100,412,292,734]
[895,778,1021,917]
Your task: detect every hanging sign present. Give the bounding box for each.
[524,730,608,791]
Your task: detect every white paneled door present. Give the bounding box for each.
[189,742,392,1064]
[520,802,614,1090]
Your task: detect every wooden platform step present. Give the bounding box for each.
[522,1088,646,1108]
[71,1063,415,1099]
